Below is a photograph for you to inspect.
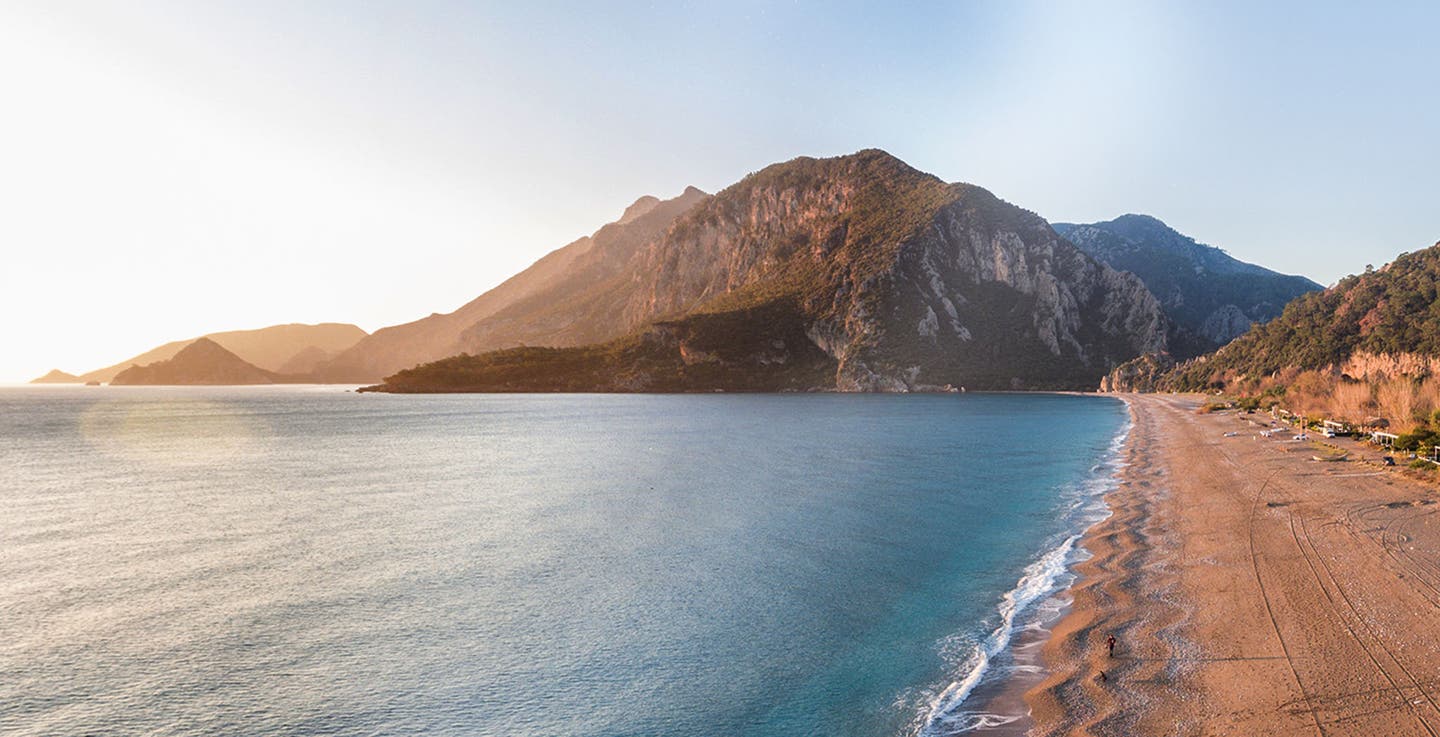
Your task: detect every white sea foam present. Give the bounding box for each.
[911,412,1131,737]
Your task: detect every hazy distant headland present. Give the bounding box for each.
[108,337,317,386]
[33,323,366,385]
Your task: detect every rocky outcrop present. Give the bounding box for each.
[365,150,1172,393]
[1054,215,1320,354]
[1339,352,1440,381]
[1099,352,1177,393]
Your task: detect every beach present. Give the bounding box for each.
[1027,393,1440,736]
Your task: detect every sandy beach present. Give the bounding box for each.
[1026,393,1440,736]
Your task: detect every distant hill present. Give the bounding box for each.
[313,188,709,382]
[77,323,366,384]
[1168,242,1440,390]
[109,338,290,385]
[1054,215,1321,356]
[30,369,81,384]
[363,149,1169,393]
[275,345,337,375]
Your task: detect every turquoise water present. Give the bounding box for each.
[0,388,1127,737]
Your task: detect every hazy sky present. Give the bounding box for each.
[3,1,1437,382]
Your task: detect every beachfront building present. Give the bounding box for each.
[1371,431,1400,449]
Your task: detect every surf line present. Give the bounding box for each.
[915,412,1132,736]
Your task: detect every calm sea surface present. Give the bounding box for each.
[0,388,1127,737]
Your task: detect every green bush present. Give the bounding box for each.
[1396,430,1440,452]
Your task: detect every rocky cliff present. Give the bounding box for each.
[1054,215,1320,355]
[365,150,1170,393]
[1099,352,1177,393]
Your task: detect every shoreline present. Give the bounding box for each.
[1020,392,1186,735]
[1022,393,1440,736]
[950,395,1134,736]
[923,395,1132,736]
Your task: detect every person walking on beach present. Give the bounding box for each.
[1106,634,1117,657]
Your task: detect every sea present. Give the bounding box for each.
[0,387,1129,737]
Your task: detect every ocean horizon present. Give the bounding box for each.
[1,388,1127,736]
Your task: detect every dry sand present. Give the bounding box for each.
[1026,393,1440,736]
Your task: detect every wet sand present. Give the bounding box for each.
[1026,393,1440,736]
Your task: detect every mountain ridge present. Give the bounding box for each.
[364,149,1170,393]
[1054,215,1321,353]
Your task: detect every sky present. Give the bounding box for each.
[2,1,1437,382]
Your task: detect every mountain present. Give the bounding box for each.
[30,369,81,384]
[1054,215,1321,355]
[77,323,366,384]
[314,187,710,382]
[1166,242,1440,391]
[109,338,288,385]
[364,150,1169,393]
[275,345,338,375]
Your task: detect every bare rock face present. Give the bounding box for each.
[856,191,1168,390]
[1200,304,1254,345]
[1099,352,1177,392]
[1340,352,1440,381]
[617,153,1166,390]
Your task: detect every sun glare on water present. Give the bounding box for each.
[78,398,270,467]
